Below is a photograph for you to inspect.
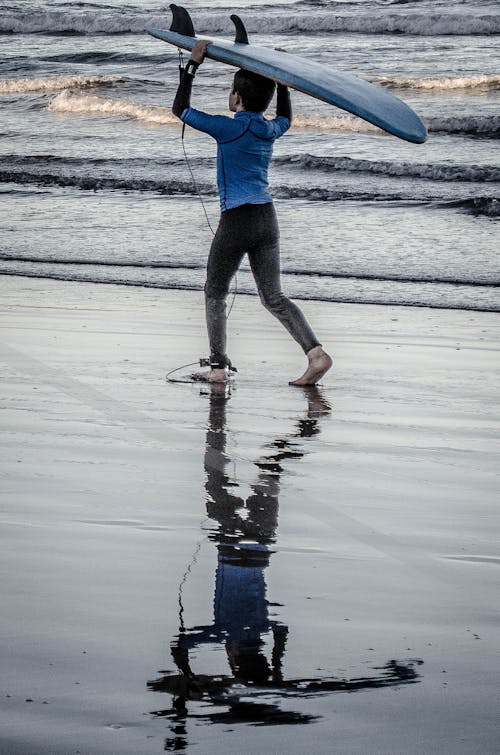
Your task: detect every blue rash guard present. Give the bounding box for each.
[181,108,290,212]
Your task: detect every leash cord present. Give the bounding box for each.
[180,124,237,318]
[165,361,200,383]
[181,122,216,236]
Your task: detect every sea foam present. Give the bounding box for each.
[276,155,500,183]
[46,91,500,139]
[377,75,500,91]
[48,90,177,125]
[0,75,124,95]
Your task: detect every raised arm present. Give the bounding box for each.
[276,83,292,124]
[172,39,208,118]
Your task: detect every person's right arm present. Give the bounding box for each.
[171,40,237,142]
[172,40,208,118]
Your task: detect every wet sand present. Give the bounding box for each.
[1,276,499,754]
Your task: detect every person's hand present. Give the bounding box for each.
[190,39,209,64]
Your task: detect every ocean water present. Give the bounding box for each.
[1,0,499,310]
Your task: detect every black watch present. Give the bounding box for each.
[185,59,199,76]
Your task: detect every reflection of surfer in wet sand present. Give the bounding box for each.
[172,39,332,386]
[148,387,422,742]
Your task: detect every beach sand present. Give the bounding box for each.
[1,275,499,754]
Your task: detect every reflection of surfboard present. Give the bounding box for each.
[149,4,427,144]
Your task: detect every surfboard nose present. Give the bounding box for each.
[407,117,428,144]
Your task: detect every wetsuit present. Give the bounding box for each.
[173,63,320,369]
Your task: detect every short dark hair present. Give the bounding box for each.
[233,69,276,113]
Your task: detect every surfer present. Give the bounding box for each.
[172,39,332,385]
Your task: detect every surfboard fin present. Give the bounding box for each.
[169,4,195,37]
[230,14,249,45]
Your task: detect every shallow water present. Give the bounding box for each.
[1,0,499,311]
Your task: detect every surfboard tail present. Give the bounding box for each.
[151,7,428,144]
[169,4,195,37]
[231,15,249,45]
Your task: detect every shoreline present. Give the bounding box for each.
[1,269,499,315]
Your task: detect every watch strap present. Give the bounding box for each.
[185,59,199,76]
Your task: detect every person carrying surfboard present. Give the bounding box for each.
[172,39,332,385]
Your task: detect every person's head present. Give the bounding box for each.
[229,69,276,113]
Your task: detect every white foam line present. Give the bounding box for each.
[0,75,124,95]
[377,74,500,91]
[45,92,500,139]
[46,91,383,133]
[48,90,178,125]
[2,10,499,36]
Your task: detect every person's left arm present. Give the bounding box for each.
[272,47,292,130]
[270,82,292,138]
[276,83,292,124]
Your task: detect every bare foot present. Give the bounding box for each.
[289,346,332,386]
[209,367,229,383]
[190,367,228,383]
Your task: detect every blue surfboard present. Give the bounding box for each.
[149,4,427,145]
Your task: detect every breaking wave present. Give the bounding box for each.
[48,89,178,124]
[377,74,500,91]
[8,152,498,185]
[425,115,500,137]
[276,155,500,182]
[47,91,381,131]
[438,197,500,218]
[0,169,215,196]
[5,73,497,101]
[0,74,125,95]
[295,114,500,138]
[1,9,498,36]
[46,91,500,138]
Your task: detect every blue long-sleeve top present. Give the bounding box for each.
[173,69,291,211]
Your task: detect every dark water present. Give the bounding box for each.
[1,0,499,310]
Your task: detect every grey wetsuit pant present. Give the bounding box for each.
[205,202,320,367]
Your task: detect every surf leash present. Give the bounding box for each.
[165,360,200,383]
[177,534,207,633]
[177,47,215,234]
[165,358,237,384]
